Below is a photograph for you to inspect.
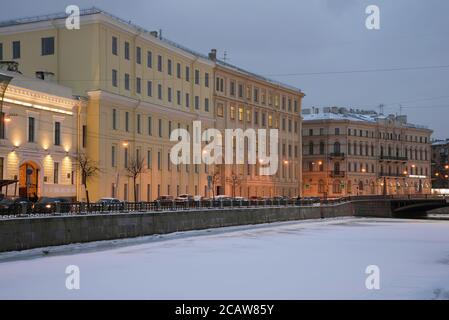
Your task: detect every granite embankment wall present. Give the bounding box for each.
[0,200,391,252]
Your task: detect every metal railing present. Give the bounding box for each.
[0,194,444,220]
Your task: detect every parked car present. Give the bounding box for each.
[156,195,174,208]
[33,197,71,214]
[175,194,194,203]
[0,197,32,215]
[96,198,124,211]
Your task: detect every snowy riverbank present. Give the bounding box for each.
[1,218,449,300]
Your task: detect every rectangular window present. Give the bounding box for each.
[230,81,236,96]
[136,77,141,94]
[0,112,5,139]
[147,150,152,169]
[12,41,20,59]
[230,104,236,120]
[147,81,152,97]
[157,151,162,170]
[158,119,163,137]
[53,162,59,184]
[205,73,209,87]
[185,66,190,82]
[28,117,35,142]
[177,63,181,78]
[112,109,117,130]
[195,96,200,110]
[168,59,172,75]
[177,90,181,105]
[147,51,152,68]
[82,125,87,148]
[41,37,55,56]
[158,84,162,100]
[125,112,129,132]
[217,103,224,117]
[54,121,61,146]
[148,116,152,135]
[205,98,209,112]
[157,55,162,72]
[112,69,118,87]
[168,87,172,102]
[124,73,130,90]
[137,114,141,134]
[124,41,130,60]
[185,93,190,108]
[238,84,243,98]
[111,145,116,167]
[124,148,128,168]
[136,46,141,64]
[112,36,118,55]
[254,111,259,125]
[238,107,244,121]
[195,69,200,85]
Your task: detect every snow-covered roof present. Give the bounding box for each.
[0,7,302,94]
[432,140,449,146]
[303,108,429,130]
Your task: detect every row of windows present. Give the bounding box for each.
[308,127,429,144]
[111,71,210,112]
[215,76,299,112]
[111,36,210,87]
[0,38,54,60]
[218,103,299,132]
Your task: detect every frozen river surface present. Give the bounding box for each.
[1,218,449,300]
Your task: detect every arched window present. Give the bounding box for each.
[334,141,341,154]
[333,180,342,194]
[318,180,325,194]
[347,180,352,194]
[334,162,340,173]
[358,181,364,191]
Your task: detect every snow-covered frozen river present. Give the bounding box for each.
[1,218,449,300]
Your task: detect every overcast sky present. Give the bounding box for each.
[1,0,449,138]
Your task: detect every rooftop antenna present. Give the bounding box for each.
[222,50,228,62]
[399,104,403,116]
[379,103,384,115]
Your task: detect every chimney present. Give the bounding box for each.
[150,31,158,38]
[35,71,55,82]
[209,49,217,61]
[0,61,21,73]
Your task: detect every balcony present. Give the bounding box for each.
[329,152,345,159]
[330,171,346,178]
[379,155,408,162]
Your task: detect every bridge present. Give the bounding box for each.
[344,195,449,217]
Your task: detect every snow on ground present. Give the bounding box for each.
[1,217,449,300]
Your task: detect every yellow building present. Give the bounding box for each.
[212,53,304,197]
[0,8,304,201]
[0,67,85,199]
[302,107,432,197]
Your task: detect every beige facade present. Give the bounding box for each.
[302,107,432,197]
[213,61,304,197]
[0,70,85,199]
[0,8,304,201]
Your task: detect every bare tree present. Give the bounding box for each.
[77,153,101,205]
[125,156,146,203]
[226,171,242,198]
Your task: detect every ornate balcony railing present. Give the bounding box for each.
[329,152,345,159]
[330,171,346,178]
[379,155,408,162]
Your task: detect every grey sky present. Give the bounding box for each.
[1,0,448,138]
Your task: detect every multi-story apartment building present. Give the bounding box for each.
[0,66,85,200]
[212,54,304,198]
[0,8,304,201]
[302,107,432,197]
[431,139,449,189]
